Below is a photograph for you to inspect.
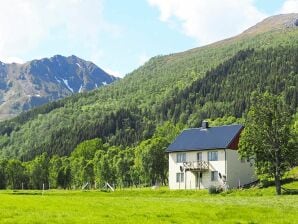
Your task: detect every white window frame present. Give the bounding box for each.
[176,172,184,183]
[176,153,186,163]
[208,151,218,161]
[211,171,218,181]
[197,152,202,161]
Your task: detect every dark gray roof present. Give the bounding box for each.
[166,124,243,152]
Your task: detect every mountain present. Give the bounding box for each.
[0,55,118,120]
[0,13,297,160]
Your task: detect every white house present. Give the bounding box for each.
[166,121,256,190]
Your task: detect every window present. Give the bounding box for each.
[176,153,186,163]
[208,151,218,161]
[197,152,202,161]
[211,171,218,181]
[176,173,184,183]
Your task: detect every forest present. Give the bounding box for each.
[0,45,297,189]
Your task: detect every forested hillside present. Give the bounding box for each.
[156,47,297,126]
[0,14,297,162]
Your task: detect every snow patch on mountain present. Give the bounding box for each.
[76,63,82,68]
[102,82,107,86]
[62,78,74,93]
[54,76,61,84]
[79,85,83,93]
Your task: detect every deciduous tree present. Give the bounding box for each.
[239,92,297,195]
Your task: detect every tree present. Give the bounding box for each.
[70,157,85,188]
[57,165,71,189]
[97,155,113,187]
[154,121,183,143]
[49,155,63,188]
[71,138,104,160]
[82,161,94,188]
[6,159,28,189]
[114,149,134,188]
[239,92,297,195]
[26,153,49,189]
[64,165,72,189]
[134,137,169,186]
[0,158,8,189]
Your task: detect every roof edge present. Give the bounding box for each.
[226,126,244,150]
[165,147,227,153]
[182,124,243,131]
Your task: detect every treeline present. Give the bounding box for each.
[0,122,181,189]
[0,46,297,161]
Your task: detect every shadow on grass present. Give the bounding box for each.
[10,190,43,195]
[281,187,298,195]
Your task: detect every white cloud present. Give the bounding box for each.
[103,67,123,78]
[2,57,25,64]
[148,0,267,45]
[280,0,298,13]
[0,0,120,63]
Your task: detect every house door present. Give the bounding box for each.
[196,172,202,189]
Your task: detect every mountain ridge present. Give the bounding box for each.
[0,55,118,120]
[173,13,298,57]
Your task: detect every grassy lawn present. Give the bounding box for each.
[0,182,297,224]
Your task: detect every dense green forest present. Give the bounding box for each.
[0,21,297,189]
[157,47,297,125]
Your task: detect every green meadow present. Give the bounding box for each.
[0,181,297,224]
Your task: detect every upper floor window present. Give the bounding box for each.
[176,153,186,163]
[208,151,218,161]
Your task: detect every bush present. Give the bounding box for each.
[208,185,223,194]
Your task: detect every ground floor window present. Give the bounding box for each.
[211,171,218,181]
[176,172,184,183]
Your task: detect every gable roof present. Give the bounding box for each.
[166,124,243,152]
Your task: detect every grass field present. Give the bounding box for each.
[0,181,297,224]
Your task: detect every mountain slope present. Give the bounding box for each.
[156,47,297,126]
[0,13,297,160]
[0,55,117,120]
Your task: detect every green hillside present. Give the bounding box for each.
[0,14,297,160]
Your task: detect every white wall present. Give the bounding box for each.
[168,150,226,190]
[226,149,257,188]
[168,149,257,190]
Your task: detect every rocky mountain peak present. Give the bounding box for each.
[0,55,118,120]
[242,13,298,35]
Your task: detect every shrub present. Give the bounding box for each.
[208,185,223,194]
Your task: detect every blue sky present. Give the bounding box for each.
[0,0,297,77]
